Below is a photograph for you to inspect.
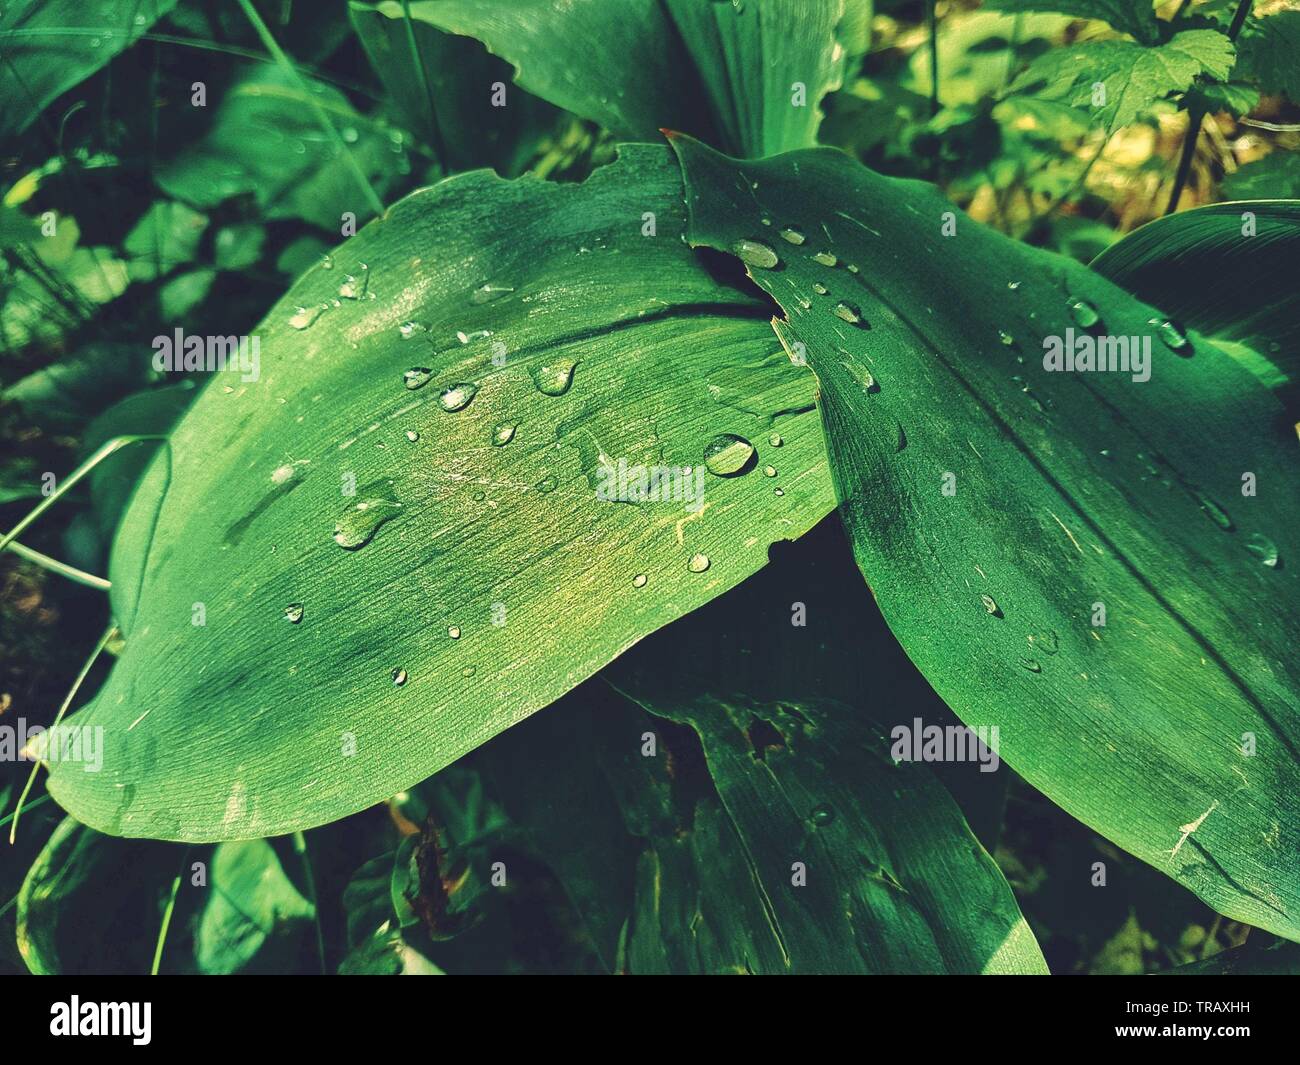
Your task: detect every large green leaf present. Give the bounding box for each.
[357,0,866,156]
[983,0,1161,44]
[0,1,179,144]
[1091,200,1300,400]
[46,144,834,841]
[669,133,1300,941]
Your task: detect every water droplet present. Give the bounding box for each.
[471,282,514,305]
[980,594,1001,617]
[846,263,860,274]
[536,475,558,493]
[731,239,780,269]
[334,496,402,549]
[812,282,829,295]
[405,429,419,443]
[1149,317,1192,355]
[532,360,577,396]
[1028,629,1059,655]
[456,329,493,344]
[1197,493,1234,531]
[810,803,836,827]
[462,666,476,678]
[763,464,777,477]
[284,603,304,624]
[632,573,648,588]
[289,304,325,330]
[437,382,479,412]
[1007,281,1021,291]
[774,487,785,496]
[403,367,432,390]
[703,433,756,477]
[391,668,408,687]
[448,626,461,639]
[492,423,516,446]
[1067,297,1101,330]
[779,226,806,245]
[833,301,865,325]
[812,250,838,267]
[320,253,334,270]
[998,330,1015,347]
[1019,657,1042,674]
[769,433,783,448]
[1246,533,1279,568]
[339,264,369,300]
[398,320,423,340]
[687,552,711,573]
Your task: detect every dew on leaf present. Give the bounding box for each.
[437,382,479,412]
[1149,317,1192,355]
[687,552,711,573]
[333,496,402,549]
[731,239,780,269]
[470,282,514,305]
[779,226,806,245]
[492,423,517,446]
[812,250,838,267]
[532,360,577,396]
[403,367,432,391]
[283,603,304,624]
[833,301,865,325]
[703,433,756,476]
[1246,532,1280,568]
[1067,297,1101,330]
[391,668,408,687]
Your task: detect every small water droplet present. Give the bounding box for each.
[703,433,756,476]
[1197,494,1234,531]
[398,320,423,340]
[779,226,806,245]
[289,304,325,330]
[810,803,836,827]
[834,301,864,325]
[812,250,838,267]
[532,360,577,396]
[1028,629,1059,655]
[438,382,479,412]
[846,263,860,274]
[339,264,369,300]
[768,433,783,448]
[1019,657,1042,674]
[687,552,711,573]
[632,573,648,588]
[471,282,515,305]
[998,330,1015,347]
[284,603,304,624]
[812,282,829,295]
[981,594,1002,617]
[403,367,432,390]
[1149,317,1192,355]
[1246,532,1279,568]
[774,487,785,496]
[391,668,408,687]
[763,464,777,477]
[333,496,403,549]
[405,429,419,443]
[492,423,517,446]
[731,239,780,269]
[536,475,558,493]
[462,666,476,678]
[1067,296,1101,330]
[320,253,334,270]
[448,626,461,639]
[1007,281,1021,291]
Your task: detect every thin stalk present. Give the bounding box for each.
[294,831,328,974]
[8,624,118,844]
[1164,0,1254,215]
[235,0,384,219]
[400,0,449,167]
[927,1,941,117]
[0,435,167,554]
[151,854,187,976]
[5,541,111,590]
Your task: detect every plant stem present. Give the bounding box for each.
[400,0,449,169]
[1164,0,1254,215]
[151,855,187,976]
[235,0,384,219]
[5,541,110,590]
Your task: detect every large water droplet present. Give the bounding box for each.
[284,603,304,624]
[632,573,648,588]
[834,301,865,326]
[471,282,515,305]
[289,304,326,330]
[1197,493,1234,531]
[532,360,577,396]
[779,226,806,245]
[438,382,479,412]
[1149,317,1192,355]
[1246,532,1279,568]
[535,475,558,493]
[1067,297,1101,330]
[403,367,432,391]
[492,423,517,446]
[333,496,402,549]
[731,239,779,269]
[687,553,711,573]
[391,668,408,687]
[812,250,838,267]
[980,594,1001,617]
[338,264,369,300]
[703,433,756,476]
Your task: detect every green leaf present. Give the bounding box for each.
[348,1,560,173]
[1091,201,1300,399]
[122,202,209,283]
[338,853,443,974]
[357,0,864,156]
[46,143,834,841]
[1181,80,1259,118]
[0,1,179,144]
[1162,937,1300,975]
[669,133,1300,941]
[983,0,1161,44]
[1223,152,1300,200]
[1238,10,1300,103]
[1010,29,1236,132]
[597,688,1045,973]
[155,66,403,230]
[195,839,316,974]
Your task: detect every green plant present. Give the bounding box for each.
[1,0,1297,976]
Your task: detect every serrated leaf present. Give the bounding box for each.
[669,133,1300,941]
[1238,10,1300,103]
[45,144,835,841]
